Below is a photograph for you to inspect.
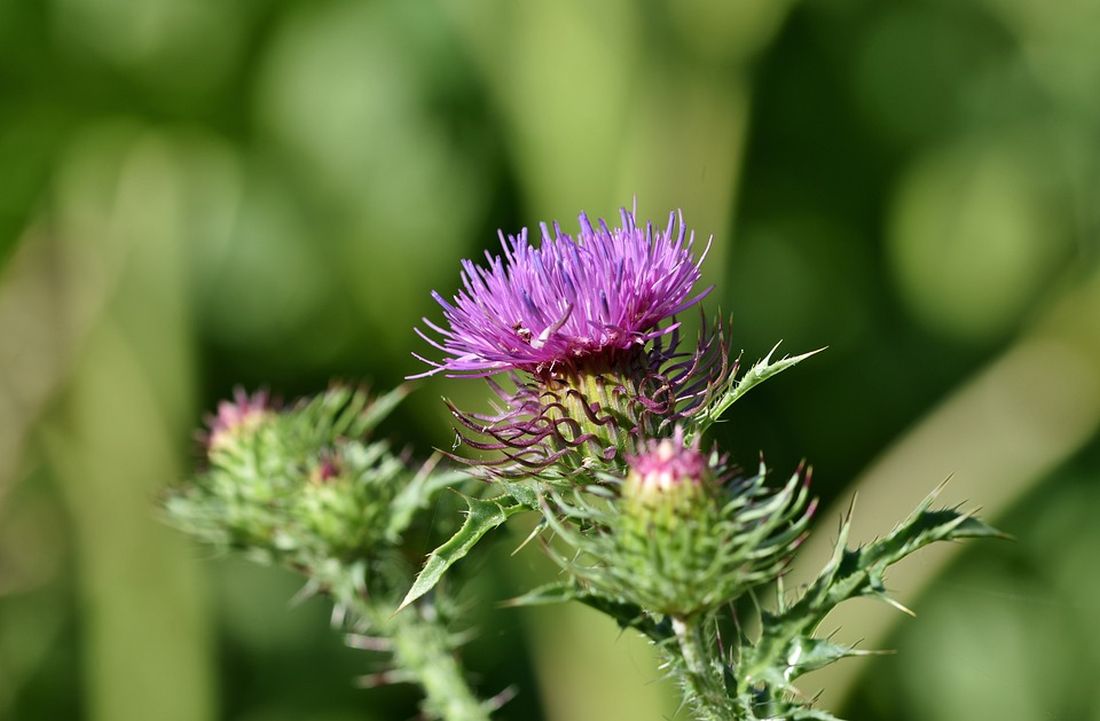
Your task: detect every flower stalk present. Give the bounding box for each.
[320,561,491,721]
[672,616,736,721]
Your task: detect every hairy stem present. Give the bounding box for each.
[325,562,491,721]
[672,616,740,721]
[389,609,490,721]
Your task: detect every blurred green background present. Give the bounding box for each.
[2,0,1099,719]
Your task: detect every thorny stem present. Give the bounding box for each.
[388,610,491,721]
[324,562,491,721]
[672,616,742,721]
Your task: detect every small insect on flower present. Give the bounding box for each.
[410,204,713,379]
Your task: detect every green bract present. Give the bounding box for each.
[544,453,814,620]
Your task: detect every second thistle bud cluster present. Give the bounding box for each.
[166,385,419,573]
[167,385,497,721]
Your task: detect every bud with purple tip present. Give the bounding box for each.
[542,431,816,620]
[202,387,273,452]
[622,430,712,513]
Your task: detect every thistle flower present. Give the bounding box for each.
[412,206,712,379]
[414,206,734,479]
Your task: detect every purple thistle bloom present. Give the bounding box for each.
[411,206,713,378]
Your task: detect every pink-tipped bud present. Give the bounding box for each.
[622,430,710,508]
[204,387,272,451]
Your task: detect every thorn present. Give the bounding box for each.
[354,670,414,689]
[845,491,859,522]
[412,451,444,487]
[923,475,954,508]
[879,594,917,618]
[345,634,392,652]
[485,686,519,711]
[289,579,321,607]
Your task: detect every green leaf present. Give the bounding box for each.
[577,593,671,642]
[397,495,525,612]
[503,580,672,642]
[385,460,471,542]
[505,580,672,642]
[742,485,1005,704]
[502,580,581,607]
[694,343,824,437]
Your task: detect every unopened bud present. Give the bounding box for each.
[625,432,707,494]
[204,387,273,452]
[621,431,713,520]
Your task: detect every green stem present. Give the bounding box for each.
[324,562,491,721]
[672,616,741,721]
[388,609,490,721]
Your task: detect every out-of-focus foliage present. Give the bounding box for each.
[0,0,1097,720]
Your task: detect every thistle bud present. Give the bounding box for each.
[622,431,711,514]
[557,433,815,620]
[168,386,418,575]
[203,387,273,452]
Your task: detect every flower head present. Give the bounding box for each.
[412,206,712,378]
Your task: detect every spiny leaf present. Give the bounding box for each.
[784,637,888,680]
[741,493,1005,707]
[386,456,470,542]
[503,580,672,642]
[397,495,526,612]
[502,580,580,608]
[695,343,824,436]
